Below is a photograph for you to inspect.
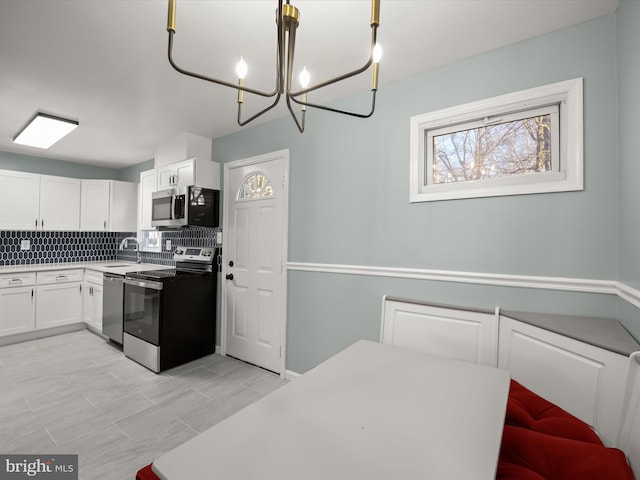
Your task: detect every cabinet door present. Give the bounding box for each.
[36,282,83,329]
[81,180,110,231]
[0,286,36,336]
[40,175,81,230]
[109,180,137,232]
[83,281,95,326]
[173,159,195,187]
[138,169,157,230]
[92,283,104,331]
[157,165,175,190]
[498,316,628,447]
[83,282,104,330]
[0,170,40,230]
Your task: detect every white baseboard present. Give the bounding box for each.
[0,323,86,347]
[285,369,302,380]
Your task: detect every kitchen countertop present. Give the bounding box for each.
[0,261,175,276]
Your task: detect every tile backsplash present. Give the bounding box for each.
[0,228,217,267]
[117,228,217,266]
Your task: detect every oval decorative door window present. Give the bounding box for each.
[237,173,274,200]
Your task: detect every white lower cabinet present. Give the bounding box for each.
[0,285,36,336]
[84,271,104,331]
[35,269,83,330]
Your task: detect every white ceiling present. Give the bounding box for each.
[0,0,618,169]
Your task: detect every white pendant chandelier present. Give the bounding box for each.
[166,0,382,133]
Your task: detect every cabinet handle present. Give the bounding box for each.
[31,288,34,300]
[9,278,23,284]
[35,218,38,229]
[104,220,107,230]
[41,219,44,229]
[56,275,68,280]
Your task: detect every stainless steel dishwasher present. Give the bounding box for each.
[103,272,125,344]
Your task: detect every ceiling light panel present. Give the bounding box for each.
[13,113,79,149]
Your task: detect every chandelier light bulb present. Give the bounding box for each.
[236,57,248,79]
[299,67,311,88]
[372,43,383,63]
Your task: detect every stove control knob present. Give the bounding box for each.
[226,273,234,281]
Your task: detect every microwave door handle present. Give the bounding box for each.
[171,195,176,220]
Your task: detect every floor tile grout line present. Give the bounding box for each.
[113,421,133,441]
[180,420,200,435]
[44,426,59,446]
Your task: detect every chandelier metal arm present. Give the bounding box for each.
[289,91,377,119]
[166,2,283,99]
[283,24,306,132]
[236,0,287,126]
[285,93,306,133]
[238,90,285,126]
[288,27,378,98]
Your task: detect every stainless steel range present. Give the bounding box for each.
[122,246,217,373]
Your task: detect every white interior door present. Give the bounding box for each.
[223,151,288,374]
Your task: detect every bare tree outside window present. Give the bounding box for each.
[432,114,552,184]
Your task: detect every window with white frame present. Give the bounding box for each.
[409,78,583,202]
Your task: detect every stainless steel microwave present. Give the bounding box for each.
[151,186,219,228]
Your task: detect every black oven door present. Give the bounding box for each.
[123,277,163,345]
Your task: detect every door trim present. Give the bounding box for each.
[220,149,290,377]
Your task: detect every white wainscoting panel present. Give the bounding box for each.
[619,352,640,474]
[498,316,629,447]
[381,297,499,367]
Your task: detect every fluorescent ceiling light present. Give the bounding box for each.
[13,113,79,149]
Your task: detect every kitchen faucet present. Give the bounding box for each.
[119,237,142,263]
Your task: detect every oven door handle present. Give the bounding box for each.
[123,278,163,291]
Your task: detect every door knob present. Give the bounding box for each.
[226,273,234,280]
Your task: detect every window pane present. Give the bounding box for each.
[432,114,552,184]
[237,174,274,200]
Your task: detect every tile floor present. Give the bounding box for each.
[0,329,288,480]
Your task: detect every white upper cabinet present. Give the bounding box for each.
[154,133,219,190]
[81,179,137,232]
[110,180,137,231]
[0,170,80,230]
[81,180,111,231]
[0,170,40,230]
[39,175,81,230]
[156,158,220,190]
[156,163,176,190]
[138,169,157,231]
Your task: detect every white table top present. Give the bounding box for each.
[152,340,510,480]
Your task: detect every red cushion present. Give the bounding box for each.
[505,379,602,445]
[136,464,160,480]
[497,425,635,480]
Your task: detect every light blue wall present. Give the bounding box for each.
[119,159,154,183]
[617,0,640,289]
[212,14,627,373]
[0,151,121,179]
[0,150,154,182]
[615,0,640,338]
